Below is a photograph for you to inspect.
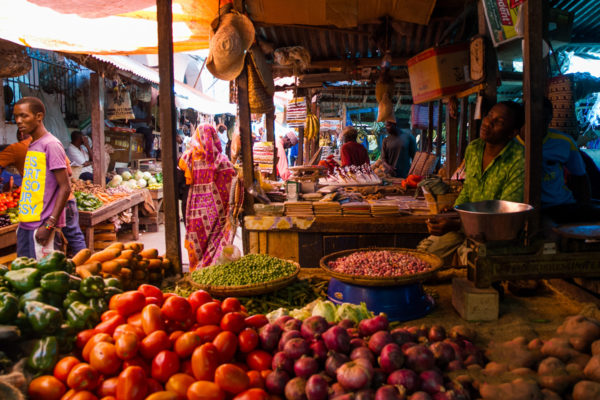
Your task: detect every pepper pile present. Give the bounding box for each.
[74,191,104,212]
[0,251,123,374]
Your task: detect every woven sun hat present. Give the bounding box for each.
[207,12,255,81]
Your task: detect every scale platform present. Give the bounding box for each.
[327,278,434,322]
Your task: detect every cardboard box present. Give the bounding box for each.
[407,43,471,104]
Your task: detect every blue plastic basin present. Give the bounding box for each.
[327,278,434,322]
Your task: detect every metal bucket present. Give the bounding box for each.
[455,200,533,242]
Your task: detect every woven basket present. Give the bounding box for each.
[0,39,31,78]
[248,55,274,114]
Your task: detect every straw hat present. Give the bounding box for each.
[206,12,255,81]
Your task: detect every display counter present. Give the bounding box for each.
[139,188,164,232]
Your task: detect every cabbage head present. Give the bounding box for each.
[311,300,337,323]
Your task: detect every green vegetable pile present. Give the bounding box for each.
[266,298,375,325]
[0,252,123,374]
[74,191,103,211]
[190,254,298,287]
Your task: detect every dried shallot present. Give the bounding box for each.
[328,251,431,277]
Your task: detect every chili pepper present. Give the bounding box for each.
[63,290,86,309]
[87,297,108,314]
[10,257,37,271]
[4,268,41,292]
[66,301,99,330]
[104,277,122,290]
[0,264,8,276]
[18,288,47,310]
[79,276,105,298]
[103,286,123,303]
[36,251,67,274]
[40,271,73,294]
[0,292,18,324]
[24,301,63,334]
[27,336,59,373]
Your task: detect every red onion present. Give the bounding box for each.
[369,331,394,355]
[323,326,351,354]
[284,338,310,359]
[358,315,389,337]
[347,328,360,338]
[409,392,432,400]
[275,315,293,329]
[449,325,476,342]
[260,323,282,351]
[266,369,291,395]
[404,345,435,372]
[387,369,419,393]
[332,394,355,400]
[391,328,416,345]
[442,340,463,362]
[355,389,375,400]
[295,356,320,378]
[429,342,456,367]
[427,326,446,343]
[284,318,302,332]
[338,319,356,329]
[329,382,346,398]
[286,377,308,400]
[401,342,418,353]
[350,347,376,366]
[325,352,350,378]
[336,360,373,391]
[272,351,294,373]
[431,393,455,400]
[351,338,367,349]
[463,353,484,367]
[280,330,303,350]
[419,370,444,394]
[445,360,464,372]
[375,385,406,400]
[407,326,428,341]
[306,374,329,400]
[379,343,405,373]
[301,316,330,340]
[310,339,328,363]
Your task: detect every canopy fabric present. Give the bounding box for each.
[0,0,435,55]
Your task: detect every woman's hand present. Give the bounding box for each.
[426,216,461,236]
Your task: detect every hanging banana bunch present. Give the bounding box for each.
[304,111,320,140]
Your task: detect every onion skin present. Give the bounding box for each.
[387,369,419,393]
[272,351,294,373]
[369,331,395,355]
[323,326,351,354]
[336,360,373,391]
[446,360,465,372]
[265,369,291,395]
[301,316,330,341]
[306,374,329,400]
[295,356,320,379]
[429,342,456,367]
[355,389,375,400]
[280,330,303,351]
[275,315,293,329]
[310,340,328,363]
[375,385,406,400]
[338,319,356,329]
[325,352,350,378]
[419,370,444,395]
[351,338,367,349]
[284,338,311,360]
[284,318,302,332]
[285,377,308,400]
[379,343,405,373]
[260,323,283,351]
[351,347,376,366]
[427,326,446,343]
[404,345,435,373]
[409,392,432,400]
[359,315,389,337]
[371,368,388,389]
[391,328,417,346]
[329,382,347,398]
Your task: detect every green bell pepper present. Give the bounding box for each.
[69,274,81,290]
[63,290,85,309]
[0,292,18,324]
[4,268,41,292]
[27,336,58,373]
[0,264,8,275]
[66,301,99,330]
[14,311,31,334]
[44,291,63,309]
[104,286,123,303]
[56,323,76,353]
[24,301,63,334]
[37,251,66,274]
[10,257,37,271]
[64,259,75,274]
[40,271,74,294]
[79,276,105,298]
[104,277,122,290]
[18,288,47,310]
[0,276,9,292]
[87,297,108,314]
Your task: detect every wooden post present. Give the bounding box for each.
[458,97,469,160]
[266,110,276,179]
[427,102,434,154]
[0,79,5,141]
[445,103,458,179]
[237,59,255,215]
[477,1,498,120]
[523,0,544,232]
[469,101,477,142]
[298,126,304,166]
[90,73,106,187]
[436,100,443,157]
[157,0,182,273]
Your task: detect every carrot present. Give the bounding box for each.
[119,250,135,260]
[147,259,162,270]
[124,242,144,253]
[89,248,121,263]
[72,248,92,266]
[101,260,122,275]
[140,248,159,259]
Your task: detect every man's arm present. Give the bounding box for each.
[499,158,525,203]
[34,168,71,246]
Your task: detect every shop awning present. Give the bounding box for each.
[94,55,236,115]
[0,0,435,55]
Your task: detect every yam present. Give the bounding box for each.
[89,248,121,263]
[161,258,172,270]
[140,248,159,259]
[541,337,580,362]
[479,378,542,400]
[573,380,600,400]
[136,260,149,270]
[72,248,92,266]
[147,259,162,270]
[485,337,541,370]
[541,389,562,400]
[107,242,124,251]
[585,355,600,382]
[101,261,122,275]
[133,269,147,280]
[120,268,132,280]
[76,262,101,278]
[124,242,144,253]
[119,250,135,260]
[113,259,131,268]
[592,340,600,356]
[557,315,600,352]
[537,357,574,394]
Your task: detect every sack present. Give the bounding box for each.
[33,228,56,259]
[105,87,135,120]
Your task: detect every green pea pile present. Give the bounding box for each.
[190,254,298,287]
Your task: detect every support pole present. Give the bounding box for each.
[90,73,106,187]
[298,126,304,166]
[427,102,434,153]
[157,0,182,273]
[445,102,458,179]
[237,59,255,215]
[436,100,443,157]
[458,97,469,160]
[266,111,276,179]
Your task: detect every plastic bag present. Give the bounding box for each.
[215,245,241,265]
[34,228,56,259]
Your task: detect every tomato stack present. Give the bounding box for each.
[28,284,271,400]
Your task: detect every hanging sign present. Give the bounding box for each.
[106,87,135,121]
[481,0,523,47]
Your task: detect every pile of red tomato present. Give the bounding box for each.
[0,187,20,213]
[29,284,272,400]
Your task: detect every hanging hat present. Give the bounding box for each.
[206,12,255,81]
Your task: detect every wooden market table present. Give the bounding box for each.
[79,192,145,247]
[0,224,18,264]
[139,188,163,232]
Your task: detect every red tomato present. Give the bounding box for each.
[191,343,219,381]
[101,310,120,322]
[259,370,271,380]
[188,290,213,313]
[213,331,238,363]
[246,370,265,389]
[76,329,99,349]
[116,331,139,360]
[70,391,98,400]
[238,328,259,353]
[111,291,146,316]
[145,392,177,400]
[245,350,273,372]
[89,342,121,375]
[221,298,242,313]
[61,388,77,400]
[122,357,151,377]
[196,302,223,326]
[66,363,99,391]
[82,333,113,362]
[138,284,164,303]
[127,312,144,329]
[244,315,268,329]
[54,356,80,383]
[169,330,184,344]
[180,359,194,376]
[145,296,161,306]
[194,325,221,342]
[161,295,192,322]
[139,330,170,360]
[233,388,269,400]
[220,312,246,333]
[142,304,165,335]
[174,331,202,358]
[116,366,147,400]
[29,375,66,400]
[232,362,249,372]
[187,381,225,400]
[147,378,164,394]
[95,314,126,336]
[165,373,196,399]
[113,324,144,341]
[214,364,250,394]
[151,350,180,383]
[97,377,119,398]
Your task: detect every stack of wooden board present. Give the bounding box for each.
[313,201,342,216]
[284,201,314,217]
[92,223,117,251]
[370,202,402,217]
[342,202,371,217]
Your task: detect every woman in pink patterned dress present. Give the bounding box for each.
[178,124,236,270]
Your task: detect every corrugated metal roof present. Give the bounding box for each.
[550,0,600,43]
